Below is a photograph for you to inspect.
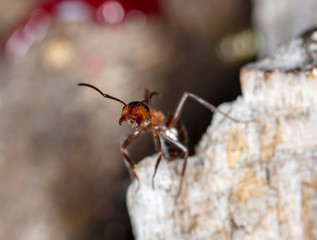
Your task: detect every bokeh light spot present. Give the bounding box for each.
[42,37,75,71]
[56,1,93,22]
[83,54,104,75]
[216,29,257,62]
[98,1,125,24]
[5,9,51,59]
[125,10,146,30]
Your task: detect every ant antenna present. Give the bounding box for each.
[78,83,127,106]
[149,92,159,100]
[142,91,159,104]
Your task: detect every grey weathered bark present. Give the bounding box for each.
[252,0,317,57]
[126,34,317,239]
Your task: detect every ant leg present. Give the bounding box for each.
[121,129,143,190]
[170,92,249,127]
[162,135,189,197]
[151,129,162,189]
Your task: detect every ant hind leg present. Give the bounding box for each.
[162,135,189,197]
[151,130,162,189]
[170,92,250,127]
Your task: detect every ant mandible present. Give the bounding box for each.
[78,83,245,196]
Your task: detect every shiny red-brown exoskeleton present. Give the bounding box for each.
[78,83,244,196]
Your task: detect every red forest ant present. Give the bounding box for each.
[78,83,247,196]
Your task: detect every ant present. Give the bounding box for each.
[78,83,247,196]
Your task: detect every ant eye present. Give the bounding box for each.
[144,105,149,112]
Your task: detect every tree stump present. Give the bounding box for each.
[126,34,317,240]
[126,33,317,240]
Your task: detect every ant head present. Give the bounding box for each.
[78,83,159,129]
[119,91,159,128]
[119,102,151,128]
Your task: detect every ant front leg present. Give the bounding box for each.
[151,129,162,189]
[121,129,143,189]
[170,92,249,127]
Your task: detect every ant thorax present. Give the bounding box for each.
[149,110,165,126]
[140,120,151,128]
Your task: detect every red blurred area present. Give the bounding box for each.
[40,0,161,15]
[3,0,161,59]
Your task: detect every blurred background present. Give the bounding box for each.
[0,0,316,239]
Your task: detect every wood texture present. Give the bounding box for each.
[127,35,317,240]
